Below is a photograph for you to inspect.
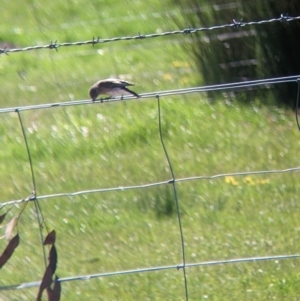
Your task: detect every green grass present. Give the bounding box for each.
[1,1,300,300]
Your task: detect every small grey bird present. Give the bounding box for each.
[89,78,140,101]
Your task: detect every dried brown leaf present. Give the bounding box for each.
[37,238,59,300]
[5,216,18,240]
[43,230,56,245]
[51,276,61,301]
[0,233,20,268]
[46,286,53,300]
[48,244,57,274]
[0,212,7,224]
[36,264,53,301]
[46,275,61,301]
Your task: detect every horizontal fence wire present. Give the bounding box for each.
[0,14,299,55]
[2,253,300,291]
[1,166,300,208]
[0,74,299,114]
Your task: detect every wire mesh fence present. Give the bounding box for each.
[1,13,300,301]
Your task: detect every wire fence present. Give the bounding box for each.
[0,75,299,114]
[1,14,299,55]
[1,13,300,301]
[2,163,300,209]
[2,253,300,291]
[1,74,300,299]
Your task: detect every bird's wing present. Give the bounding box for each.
[104,78,135,87]
[91,79,136,91]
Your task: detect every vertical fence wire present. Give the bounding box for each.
[16,109,47,267]
[156,95,189,301]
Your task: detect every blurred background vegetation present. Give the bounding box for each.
[173,0,300,107]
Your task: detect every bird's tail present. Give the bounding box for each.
[123,87,140,98]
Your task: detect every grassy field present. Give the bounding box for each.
[1,1,300,300]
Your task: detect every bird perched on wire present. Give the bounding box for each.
[89,78,140,101]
